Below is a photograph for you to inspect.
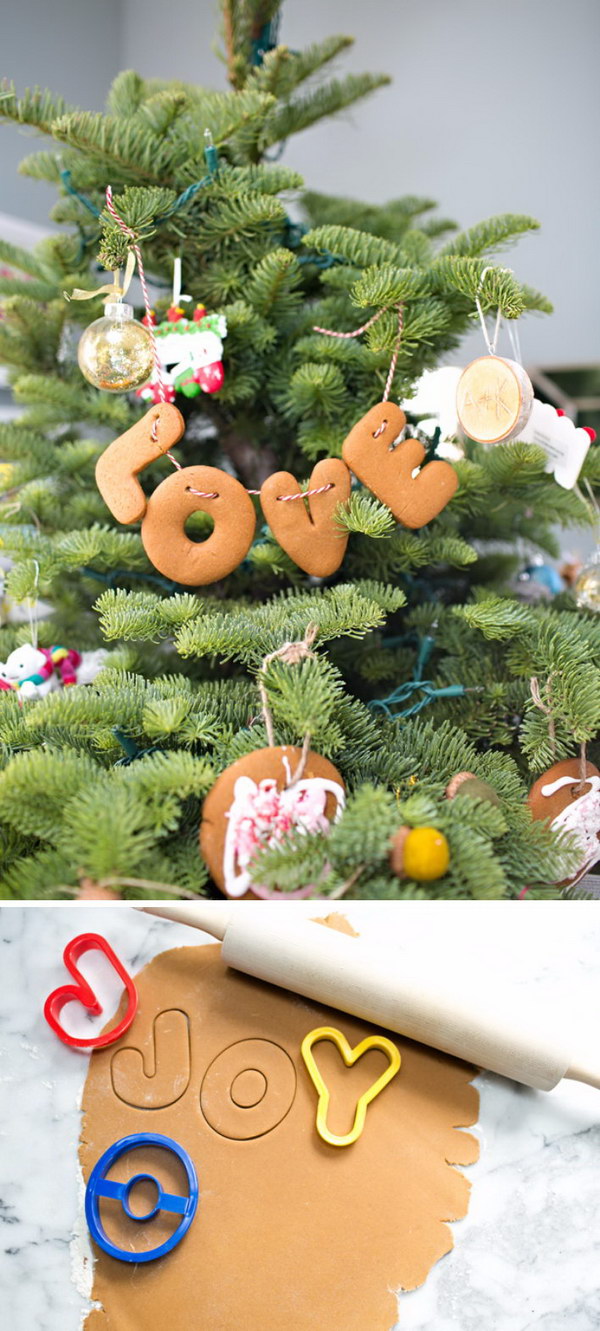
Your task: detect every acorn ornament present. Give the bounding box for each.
[390,825,450,881]
[446,771,501,806]
[77,300,155,392]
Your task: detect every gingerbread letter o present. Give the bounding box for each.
[141,465,256,585]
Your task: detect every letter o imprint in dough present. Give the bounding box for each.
[200,1039,297,1140]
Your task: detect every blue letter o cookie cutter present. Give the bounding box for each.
[85,1132,198,1263]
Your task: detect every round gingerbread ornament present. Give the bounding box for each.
[527,758,600,885]
[200,746,346,899]
[456,355,533,444]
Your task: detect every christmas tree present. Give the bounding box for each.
[0,0,598,901]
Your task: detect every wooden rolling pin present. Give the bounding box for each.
[140,904,599,1092]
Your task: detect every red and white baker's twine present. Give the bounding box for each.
[105,187,387,505]
[313,302,404,404]
[106,188,182,469]
[105,188,166,402]
[177,479,335,501]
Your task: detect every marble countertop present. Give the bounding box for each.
[0,902,599,1331]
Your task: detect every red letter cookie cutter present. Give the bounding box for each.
[43,933,138,1050]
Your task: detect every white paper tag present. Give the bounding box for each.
[402,367,463,441]
[518,399,591,489]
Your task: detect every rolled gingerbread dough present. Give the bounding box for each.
[80,940,479,1331]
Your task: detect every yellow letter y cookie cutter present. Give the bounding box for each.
[301,1025,401,1148]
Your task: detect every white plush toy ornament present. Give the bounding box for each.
[0,643,107,699]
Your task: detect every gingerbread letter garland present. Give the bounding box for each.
[94,402,459,587]
[527,758,600,886]
[141,465,256,586]
[260,459,351,577]
[342,402,458,529]
[95,402,185,525]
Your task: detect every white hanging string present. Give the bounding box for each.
[171,256,192,308]
[475,266,514,356]
[507,318,523,365]
[26,560,40,651]
[583,477,600,536]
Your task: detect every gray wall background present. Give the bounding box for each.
[1,0,121,226]
[1,0,599,366]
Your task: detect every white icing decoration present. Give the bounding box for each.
[540,775,600,882]
[541,774,597,798]
[222,765,345,898]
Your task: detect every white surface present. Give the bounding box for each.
[0,902,599,1330]
[0,212,51,248]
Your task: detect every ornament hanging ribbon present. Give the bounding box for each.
[64,249,137,305]
[258,624,319,785]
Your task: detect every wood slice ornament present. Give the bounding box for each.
[200,746,346,899]
[528,758,600,886]
[260,459,351,577]
[141,465,256,586]
[342,402,458,528]
[456,356,534,444]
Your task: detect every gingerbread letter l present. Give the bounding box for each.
[96,402,186,525]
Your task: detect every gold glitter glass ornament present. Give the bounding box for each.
[77,301,155,392]
[574,552,600,613]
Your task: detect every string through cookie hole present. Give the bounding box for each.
[183,483,336,503]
